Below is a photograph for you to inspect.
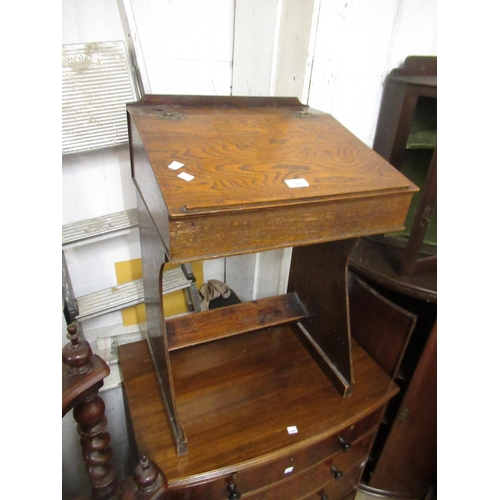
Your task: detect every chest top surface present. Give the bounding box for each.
[127,96,417,219]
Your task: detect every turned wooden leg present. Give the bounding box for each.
[73,390,117,500]
[62,324,117,500]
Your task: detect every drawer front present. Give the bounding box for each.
[245,458,365,500]
[317,465,363,500]
[168,431,373,500]
[167,410,380,500]
[337,489,358,500]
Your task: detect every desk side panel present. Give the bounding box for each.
[128,112,171,257]
[288,239,355,396]
[136,194,187,456]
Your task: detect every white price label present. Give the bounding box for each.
[178,172,194,182]
[285,178,309,188]
[168,161,185,170]
[287,426,298,435]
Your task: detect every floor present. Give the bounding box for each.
[355,492,422,500]
[357,494,390,500]
[356,494,390,500]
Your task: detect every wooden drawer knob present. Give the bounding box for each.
[339,437,351,451]
[330,466,343,480]
[227,482,241,500]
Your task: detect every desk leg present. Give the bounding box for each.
[137,194,188,456]
[288,239,356,397]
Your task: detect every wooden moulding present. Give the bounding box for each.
[166,190,413,263]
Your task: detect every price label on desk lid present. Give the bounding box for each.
[285,178,309,188]
[178,172,194,182]
[168,161,185,170]
[287,425,298,434]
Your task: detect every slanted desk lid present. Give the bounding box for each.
[128,96,417,218]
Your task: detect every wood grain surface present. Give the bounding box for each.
[118,326,398,490]
[166,292,308,351]
[128,96,416,218]
[128,95,417,263]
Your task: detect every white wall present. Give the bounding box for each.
[62,0,234,334]
[131,0,235,95]
[307,0,437,146]
[62,0,141,333]
[62,1,436,497]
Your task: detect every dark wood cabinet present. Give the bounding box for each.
[348,272,437,499]
[368,321,436,496]
[372,55,437,277]
[118,95,416,499]
[348,56,437,499]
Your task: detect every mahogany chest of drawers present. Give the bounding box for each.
[119,329,397,499]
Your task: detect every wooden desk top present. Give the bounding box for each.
[128,96,418,262]
[118,325,398,488]
[127,95,416,218]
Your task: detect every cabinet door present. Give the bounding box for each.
[369,322,437,496]
[372,56,437,277]
[348,272,417,379]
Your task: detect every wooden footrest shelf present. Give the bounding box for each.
[166,292,308,351]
